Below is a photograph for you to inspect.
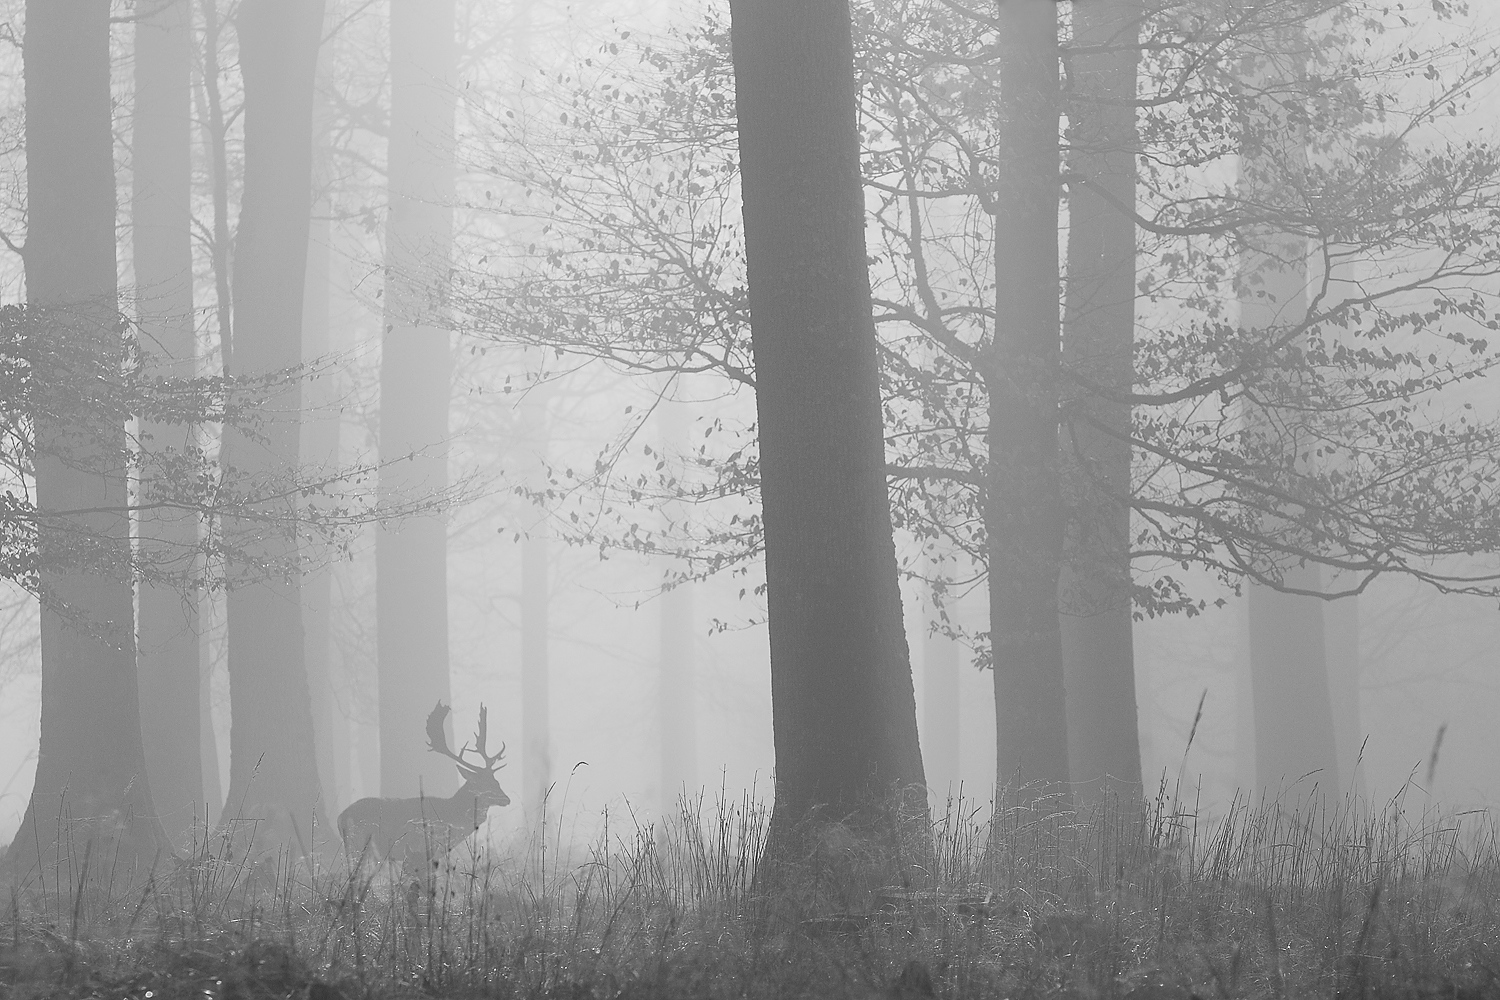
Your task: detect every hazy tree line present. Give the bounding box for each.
[459,0,1500,830]
[3,0,1500,889]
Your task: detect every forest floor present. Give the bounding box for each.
[2,784,1498,1000]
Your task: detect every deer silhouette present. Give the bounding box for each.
[337,701,510,874]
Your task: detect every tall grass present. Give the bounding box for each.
[2,778,1496,999]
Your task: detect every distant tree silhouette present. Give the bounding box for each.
[218,0,329,853]
[452,0,1500,820]
[134,0,205,845]
[8,1,168,879]
[376,0,459,802]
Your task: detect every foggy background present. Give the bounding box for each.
[3,0,1500,851]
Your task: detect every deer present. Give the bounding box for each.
[337,701,510,875]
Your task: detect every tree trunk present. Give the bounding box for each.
[727,0,926,861]
[376,0,457,800]
[1324,593,1363,800]
[520,391,552,824]
[219,0,328,852]
[134,0,204,844]
[356,704,381,802]
[199,0,234,370]
[303,34,344,816]
[1237,37,1340,803]
[1247,570,1339,797]
[922,570,961,799]
[8,2,168,876]
[657,399,698,819]
[1234,598,1256,793]
[1059,0,1144,799]
[200,630,223,826]
[988,0,1069,803]
[520,519,551,823]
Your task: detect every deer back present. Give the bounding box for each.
[337,784,503,865]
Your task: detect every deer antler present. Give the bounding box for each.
[426,701,481,775]
[474,705,507,771]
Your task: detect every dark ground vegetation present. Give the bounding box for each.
[4,784,1499,1000]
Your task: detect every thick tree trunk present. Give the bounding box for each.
[1237,38,1340,803]
[9,2,168,877]
[303,45,344,816]
[1247,570,1339,796]
[134,0,204,843]
[728,0,926,860]
[219,0,328,852]
[657,400,697,818]
[356,707,381,802]
[376,0,457,799]
[1059,0,1144,798]
[988,0,1069,803]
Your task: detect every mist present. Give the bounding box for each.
[4,0,1500,995]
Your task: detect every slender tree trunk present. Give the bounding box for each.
[8,2,168,876]
[1319,252,1365,803]
[922,569,961,799]
[219,0,328,851]
[922,627,962,800]
[376,0,457,799]
[520,519,551,822]
[198,0,234,370]
[1059,0,1144,798]
[1234,598,1256,793]
[193,2,231,820]
[987,0,1069,803]
[1324,594,1363,799]
[200,630,223,826]
[519,390,551,824]
[728,0,926,863]
[303,34,343,816]
[134,0,204,844]
[657,399,697,818]
[1237,35,1340,802]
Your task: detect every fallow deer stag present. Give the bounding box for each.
[338,701,510,872]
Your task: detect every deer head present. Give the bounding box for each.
[426,701,510,809]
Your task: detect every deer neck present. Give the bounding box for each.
[442,783,494,816]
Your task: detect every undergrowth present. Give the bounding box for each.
[2,779,1497,1000]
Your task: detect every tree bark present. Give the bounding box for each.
[922,571,961,799]
[200,630,223,827]
[1237,35,1340,803]
[1323,593,1363,799]
[1247,570,1339,797]
[219,0,328,852]
[988,0,1070,803]
[376,0,457,800]
[728,0,926,860]
[9,2,169,877]
[198,0,234,370]
[1059,0,1144,798]
[303,32,344,816]
[134,0,204,843]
